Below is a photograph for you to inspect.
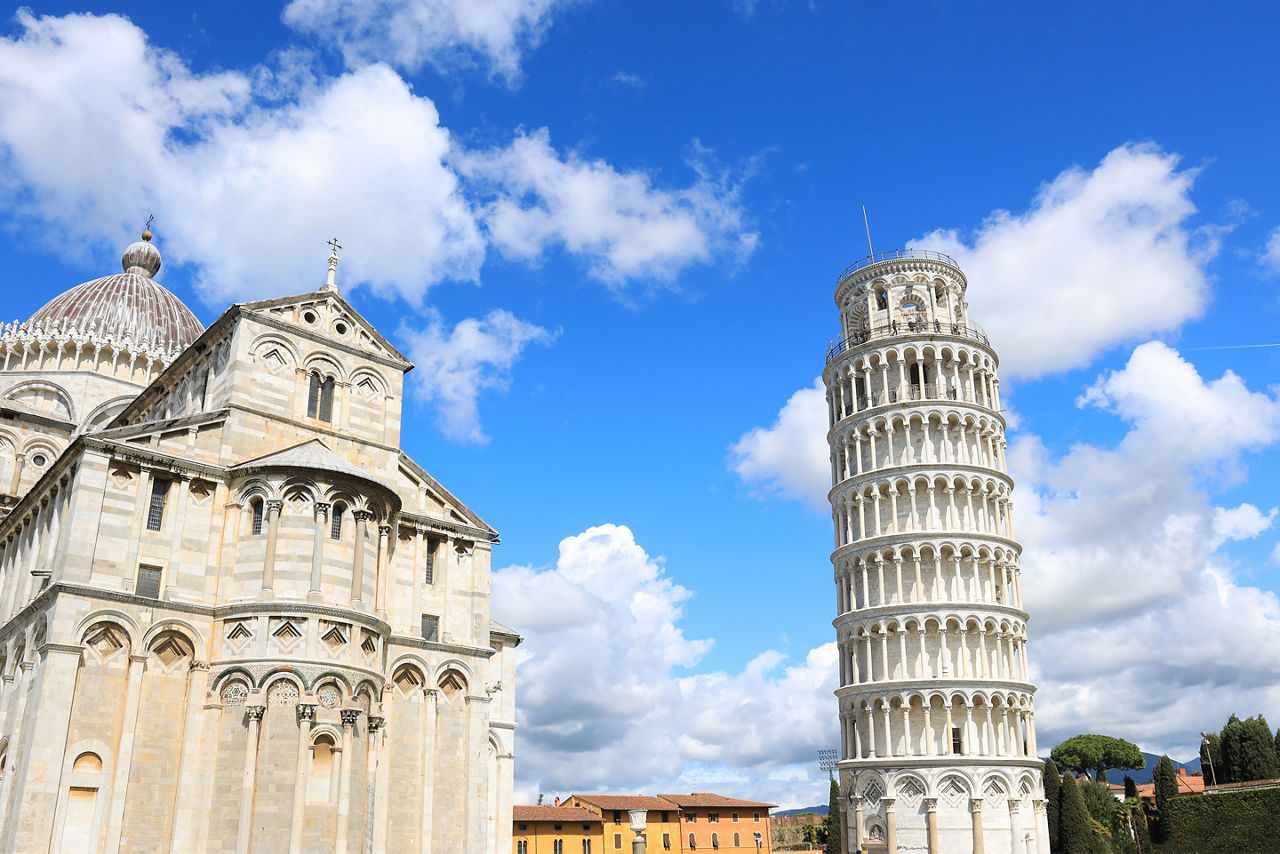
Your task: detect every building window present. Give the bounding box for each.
[307,371,336,422]
[732,813,739,823]
[582,841,591,854]
[711,833,719,849]
[688,813,697,822]
[662,833,671,850]
[330,503,345,539]
[136,564,162,599]
[146,478,169,531]
[517,843,527,854]
[554,824,562,831]
[733,833,740,846]
[250,498,265,536]
[688,833,696,849]
[614,812,623,824]
[753,813,760,822]
[421,615,439,642]
[308,734,338,803]
[709,813,718,823]
[554,840,563,854]
[952,726,964,755]
[614,833,622,849]
[424,540,435,584]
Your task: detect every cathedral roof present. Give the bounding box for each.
[26,233,203,354]
[233,439,396,493]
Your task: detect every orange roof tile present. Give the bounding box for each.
[572,795,680,812]
[514,806,602,823]
[657,794,777,809]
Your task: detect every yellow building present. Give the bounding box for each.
[513,805,605,854]
[567,795,683,853]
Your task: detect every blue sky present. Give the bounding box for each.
[2,0,1279,808]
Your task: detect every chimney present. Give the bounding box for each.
[554,797,561,806]
[1177,768,1187,778]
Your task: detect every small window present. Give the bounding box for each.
[753,812,760,822]
[330,504,345,539]
[731,813,738,823]
[307,371,322,418]
[711,832,718,849]
[709,812,718,823]
[613,833,622,849]
[733,833,740,846]
[136,564,162,599]
[31,453,47,467]
[518,824,527,831]
[146,478,169,531]
[424,541,435,584]
[582,841,591,854]
[250,498,265,536]
[303,310,318,325]
[688,833,696,850]
[614,812,622,824]
[952,726,964,755]
[554,824,563,831]
[517,843,527,854]
[421,615,439,642]
[319,376,335,422]
[663,833,671,850]
[688,813,696,822]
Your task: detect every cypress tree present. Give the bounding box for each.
[825,778,842,854]
[1109,806,1137,854]
[1152,755,1177,843]
[1123,775,1137,800]
[1274,726,1280,768]
[1237,715,1280,781]
[1219,714,1243,783]
[1043,758,1061,852]
[1058,773,1094,853]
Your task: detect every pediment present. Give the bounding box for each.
[243,292,410,369]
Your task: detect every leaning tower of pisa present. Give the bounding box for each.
[825,250,1049,854]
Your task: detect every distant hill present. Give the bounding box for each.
[775,805,827,817]
[1041,751,1200,785]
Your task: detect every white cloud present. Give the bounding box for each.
[1264,226,1280,274]
[0,11,485,306]
[914,143,1212,378]
[400,309,553,443]
[728,378,830,511]
[463,129,759,292]
[493,524,837,807]
[282,0,577,83]
[1212,504,1277,542]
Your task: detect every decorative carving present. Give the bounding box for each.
[190,659,211,671]
[220,681,249,706]
[266,500,284,515]
[267,680,299,706]
[297,703,317,723]
[969,798,984,814]
[367,715,385,733]
[923,797,938,812]
[339,708,361,727]
[245,705,266,722]
[314,502,331,519]
[317,683,342,709]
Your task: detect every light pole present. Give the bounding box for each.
[818,749,845,854]
[1200,734,1217,788]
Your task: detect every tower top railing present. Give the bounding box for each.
[836,249,961,284]
[826,319,990,362]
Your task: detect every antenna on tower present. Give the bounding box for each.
[861,206,874,255]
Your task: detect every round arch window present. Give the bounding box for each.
[30,454,47,467]
[303,310,318,325]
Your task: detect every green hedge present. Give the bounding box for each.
[1161,787,1280,852]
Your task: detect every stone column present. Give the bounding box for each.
[420,689,439,848]
[288,703,317,854]
[122,466,153,578]
[351,510,372,604]
[235,705,266,854]
[1008,799,1021,854]
[169,660,212,853]
[367,715,389,853]
[924,798,939,854]
[310,502,330,599]
[335,708,361,854]
[1032,800,1049,854]
[261,499,284,594]
[163,475,191,594]
[103,651,148,852]
[375,524,391,616]
[969,798,985,854]
[883,797,897,854]
[850,795,863,854]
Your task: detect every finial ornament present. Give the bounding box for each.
[322,237,342,293]
[142,214,154,242]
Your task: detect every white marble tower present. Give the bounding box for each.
[824,250,1049,854]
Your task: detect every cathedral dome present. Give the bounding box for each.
[26,233,203,353]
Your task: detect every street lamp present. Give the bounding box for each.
[1200,734,1217,788]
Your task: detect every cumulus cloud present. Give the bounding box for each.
[493,524,838,806]
[0,10,484,305]
[1264,226,1280,274]
[400,309,553,442]
[282,0,577,83]
[914,143,1212,378]
[463,130,759,292]
[728,378,830,511]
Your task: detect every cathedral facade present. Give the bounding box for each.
[0,233,518,853]
[824,250,1049,854]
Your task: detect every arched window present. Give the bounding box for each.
[733,833,740,846]
[330,503,345,539]
[711,832,718,849]
[307,371,337,422]
[688,832,696,849]
[250,498,265,536]
[553,841,563,854]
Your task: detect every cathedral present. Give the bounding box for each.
[0,232,519,853]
